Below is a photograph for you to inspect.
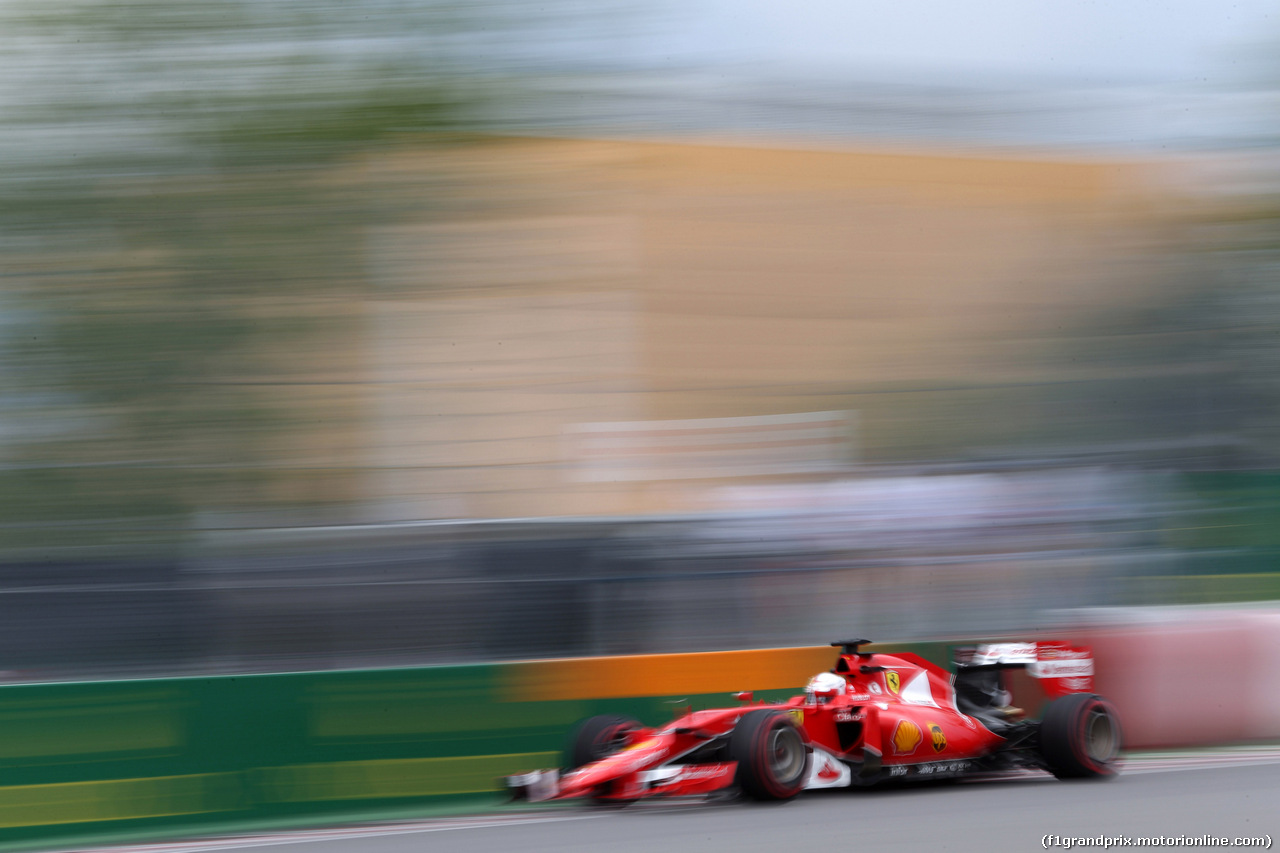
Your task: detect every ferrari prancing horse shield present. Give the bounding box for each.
[885,671,901,694]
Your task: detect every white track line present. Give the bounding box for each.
[1120,751,1280,775]
[60,814,604,853]
[62,746,1280,853]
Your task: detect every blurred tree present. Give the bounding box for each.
[1053,198,1280,470]
[0,0,609,551]
[1195,199,1280,461]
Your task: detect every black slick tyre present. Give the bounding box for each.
[730,709,811,800]
[1039,693,1121,779]
[566,714,641,770]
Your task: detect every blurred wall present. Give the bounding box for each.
[356,138,1168,520]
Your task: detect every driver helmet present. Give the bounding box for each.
[805,671,847,704]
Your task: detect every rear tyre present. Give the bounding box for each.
[730,709,811,800]
[1038,693,1121,779]
[566,714,642,771]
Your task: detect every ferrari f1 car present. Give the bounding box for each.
[507,639,1119,804]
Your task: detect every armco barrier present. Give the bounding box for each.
[0,642,944,849]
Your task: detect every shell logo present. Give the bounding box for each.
[891,719,922,755]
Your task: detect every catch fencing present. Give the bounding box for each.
[0,504,1166,681]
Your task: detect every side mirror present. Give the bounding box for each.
[733,691,754,703]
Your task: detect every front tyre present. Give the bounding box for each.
[730,709,811,800]
[566,714,641,771]
[1039,693,1121,779]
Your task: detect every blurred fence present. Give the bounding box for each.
[0,538,1158,680]
[0,467,1200,681]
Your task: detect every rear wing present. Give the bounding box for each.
[954,641,1094,697]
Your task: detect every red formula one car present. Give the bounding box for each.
[507,639,1120,804]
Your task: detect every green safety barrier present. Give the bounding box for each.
[0,666,537,847]
[0,641,952,850]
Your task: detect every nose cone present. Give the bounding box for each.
[557,734,671,798]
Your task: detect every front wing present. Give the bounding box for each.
[507,761,739,803]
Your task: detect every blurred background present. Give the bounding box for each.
[2,0,1280,679]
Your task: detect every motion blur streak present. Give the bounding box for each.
[0,0,1278,684]
[62,762,1280,853]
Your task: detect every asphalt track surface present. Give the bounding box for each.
[84,752,1280,853]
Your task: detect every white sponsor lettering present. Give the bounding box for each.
[675,764,731,781]
[1030,659,1094,679]
[639,766,682,784]
[916,761,969,775]
[973,643,1038,665]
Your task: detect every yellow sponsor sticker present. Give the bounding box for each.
[788,709,805,725]
[891,719,922,755]
[885,671,901,695]
[928,722,946,753]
